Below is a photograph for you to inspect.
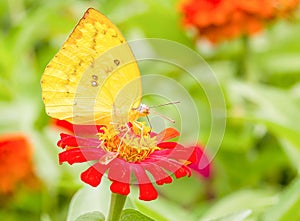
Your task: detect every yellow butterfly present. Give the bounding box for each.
[41,8,149,125]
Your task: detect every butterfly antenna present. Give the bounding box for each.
[151,109,176,123]
[149,101,180,109]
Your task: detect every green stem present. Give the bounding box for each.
[236,35,250,79]
[106,193,127,221]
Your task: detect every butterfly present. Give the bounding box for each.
[41,8,149,125]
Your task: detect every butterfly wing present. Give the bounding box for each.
[41,8,142,125]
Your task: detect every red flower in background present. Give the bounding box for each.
[57,121,210,201]
[179,0,300,42]
[0,133,39,194]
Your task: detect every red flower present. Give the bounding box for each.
[0,133,39,194]
[179,0,300,42]
[58,121,204,201]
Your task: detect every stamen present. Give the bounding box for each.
[97,121,159,162]
[117,124,130,152]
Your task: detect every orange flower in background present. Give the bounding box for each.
[0,133,39,194]
[179,0,300,42]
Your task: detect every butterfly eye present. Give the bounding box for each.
[92,75,98,80]
[114,59,120,66]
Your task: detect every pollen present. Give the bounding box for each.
[97,122,159,162]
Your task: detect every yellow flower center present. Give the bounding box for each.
[98,122,159,162]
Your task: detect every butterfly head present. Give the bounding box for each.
[133,103,150,117]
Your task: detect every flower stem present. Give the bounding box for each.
[236,35,249,79]
[107,193,127,221]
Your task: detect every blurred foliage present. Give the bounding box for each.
[1,0,300,220]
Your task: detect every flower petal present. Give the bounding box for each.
[156,128,180,142]
[138,183,158,201]
[81,163,107,187]
[59,147,105,164]
[53,119,105,135]
[57,133,101,149]
[157,141,178,149]
[174,165,192,178]
[151,144,196,164]
[108,159,131,183]
[132,165,158,201]
[168,145,196,163]
[0,133,38,194]
[156,176,173,185]
[149,157,191,178]
[108,159,131,195]
[110,181,130,195]
[188,146,211,178]
[52,119,75,133]
[141,162,173,185]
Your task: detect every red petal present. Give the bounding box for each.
[132,165,158,201]
[156,128,180,142]
[157,142,178,149]
[57,133,101,149]
[188,146,211,178]
[156,176,172,185]
[153,144,196,164]
[59,147,105,164]
[149,158,186,176]
[145,148,193,179]
[174,165,192,178]
[110,181,130,195]
[81,163,105,187]
[53,119,105,135]
[149,148,172,157]
[141,162,173,185]
[72,125,105,135]
[187,147,197,163]
[168,145,195,162]
[53,119,74,133]
[138,183,158,201]
[107,159,131,195]
[108,159,131,184]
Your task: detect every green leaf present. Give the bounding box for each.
[262,177,300,221]
[122,0,193,47]
[75,211,105,221]
[0,81,13,101]
[279,139,300,174]
[121,209,154,221]
[200,190,275,220]
[228,81,300,148]
[209,210,252,221]
[67,181,110,221]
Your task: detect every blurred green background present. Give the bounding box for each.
[1,0,300,220]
